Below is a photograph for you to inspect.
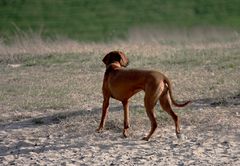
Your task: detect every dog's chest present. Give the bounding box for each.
[107,79,141,101]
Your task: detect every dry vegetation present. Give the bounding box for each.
[0,29,239,165]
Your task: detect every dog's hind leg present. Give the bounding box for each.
[160,92,181,139]
[142,88,159,141]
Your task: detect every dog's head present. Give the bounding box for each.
[102,51,129,67]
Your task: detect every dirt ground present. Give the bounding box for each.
[0,94,239,165]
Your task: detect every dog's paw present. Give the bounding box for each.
[96,127,103,133]
[123,129,129,138]
[142,137,150,141]
[176,133,182,139]
[176,133,186,140]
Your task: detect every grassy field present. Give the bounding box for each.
[0,29,239,122]
[0,28,240,164]
[1,0,240,41]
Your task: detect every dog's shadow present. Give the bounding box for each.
[0,108,99,130]
[191,92,240,109]
[1,91,239,131]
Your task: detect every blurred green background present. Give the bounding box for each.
[1,0,240,42]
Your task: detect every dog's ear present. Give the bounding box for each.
[118,51,129,67]
[102,53,111,65]
[102,51,129,67]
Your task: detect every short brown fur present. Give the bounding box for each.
[96,51,190,141]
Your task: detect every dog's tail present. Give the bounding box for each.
[164,78,191,107]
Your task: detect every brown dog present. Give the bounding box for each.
[96,51,190,141]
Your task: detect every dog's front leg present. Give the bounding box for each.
[96,96,110,132]
[122,100,130,137]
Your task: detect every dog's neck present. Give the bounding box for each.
[105,62,122,75]
[106,62,122,69]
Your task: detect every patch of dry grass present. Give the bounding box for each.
[0,29,240,127]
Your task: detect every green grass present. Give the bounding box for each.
[0,52,101,113]
[1,0,240,42]
[22,54,79,67]
[0,31,240,122]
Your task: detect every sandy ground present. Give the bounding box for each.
[0,100,239,166]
